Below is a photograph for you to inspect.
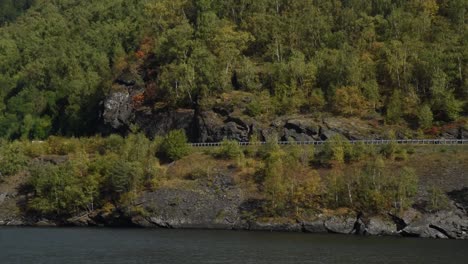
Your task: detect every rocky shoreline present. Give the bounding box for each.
[1,206,467,240]
[2,176,468,240]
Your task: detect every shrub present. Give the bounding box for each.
[101,134,125,154]
[23,141,48,158]
[215,139,243,160]
[122,133,153,163]
[418,104,433,129]
[258,134,280,159]
[287,143,314,166]
[245,100,262,117]
[28,162,99,216]
[428,186,450,212]
[159,130,189,162]
[107,160,143,197]
[380,131,399,159]
[395,148,408,161]
[320,134,348,165]
[0,141,28,178]
[46,136,82,155]
[332,86,369,117]
[308,89,326,112]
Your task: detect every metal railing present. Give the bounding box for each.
[189,139,468,147]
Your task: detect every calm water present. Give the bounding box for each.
[1,228,467,264]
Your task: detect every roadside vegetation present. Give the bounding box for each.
[1,131,462,219]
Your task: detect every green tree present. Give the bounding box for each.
[0,141,28,177]
[332,86,370,116]
[159,130,190,161]
[386,90,403,124]
[417,104,433,129]
[28,162,98,216]
[392,167,418,211]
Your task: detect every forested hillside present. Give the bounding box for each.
[0,0,466,139]
[0,0,33,24]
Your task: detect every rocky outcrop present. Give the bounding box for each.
[366,217,398,236]
[135,109,195,140]
[101,87,467,142]
[400,210,468,239]
[129,173,245,229]
[102,90,134,132]
[195,111,254,142]
[101,88,386,142]
[324,215,357,234]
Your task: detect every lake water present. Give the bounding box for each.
[0,227,467,264]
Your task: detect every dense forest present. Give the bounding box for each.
[0,0,33,24]
[0,0,466,139]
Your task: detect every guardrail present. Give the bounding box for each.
[189,139,468,147]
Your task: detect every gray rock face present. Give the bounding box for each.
[302,219,328,233]
[196,111,252,142]
[324,216,357,234]
[402,220,449,239]
[134,174,245,229]
[136,109,195,140]
[102,91,133,130]
[282,119,321,141]
[366,217,398,236]
[448,188,468,212]
[0,193,6,204]
[398,208,468,239]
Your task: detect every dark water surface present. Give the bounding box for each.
[1,227,467,264]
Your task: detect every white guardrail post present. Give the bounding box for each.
[189,139,468,147]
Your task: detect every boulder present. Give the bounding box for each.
[366,217,398,236]
[324,216,356,234]
[6,219,24,226]
[402,220,449,239]
[66,214,96,227]
[302,219,328,233]
[35,219,57,227]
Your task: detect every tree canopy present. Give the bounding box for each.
[0,0,466,139]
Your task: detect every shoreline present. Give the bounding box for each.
[2,205,467,240]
